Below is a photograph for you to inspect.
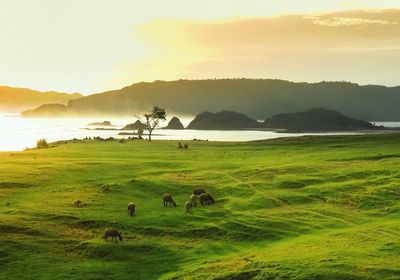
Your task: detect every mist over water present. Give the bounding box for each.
[1,114,396,151]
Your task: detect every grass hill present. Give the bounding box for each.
[1,134,399,279]
[42,79,400,121]
[0,86,82,113]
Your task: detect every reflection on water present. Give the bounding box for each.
[1,114,396,151]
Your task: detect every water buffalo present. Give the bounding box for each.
[162,193,177,207]
[189,194,197,207]
[184,201,193,214]
[128,202,136,216]
[199,193,215,206]
[104,229,123,242]
[192,188,206,196]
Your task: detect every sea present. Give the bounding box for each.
[0,113,398,151]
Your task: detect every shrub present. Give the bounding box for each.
[36,138,49,149]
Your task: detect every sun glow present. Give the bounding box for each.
[0,0,400,94]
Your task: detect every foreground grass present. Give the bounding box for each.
[0,134,399,279]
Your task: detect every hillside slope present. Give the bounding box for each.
[62,79,400,121]
[1,134,399,279]
[0,86,82,113]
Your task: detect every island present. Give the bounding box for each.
[263,108,383,132]
[163,116,184,129]
[121,120,147,130]
[184,108,385,132]
[187,110,262,130]
[88,121,113,126]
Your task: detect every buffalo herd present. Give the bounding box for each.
[104,188,215,242]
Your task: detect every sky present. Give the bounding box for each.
[1,0,400,94]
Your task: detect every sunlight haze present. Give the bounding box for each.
[2,2,400,279]
[1,0,400,94]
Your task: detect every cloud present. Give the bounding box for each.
[132,9,400,86]
[310,17,396,26]
[138,9,400,61]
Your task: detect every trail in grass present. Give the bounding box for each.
[218,171,358,226]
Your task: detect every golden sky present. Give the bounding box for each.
[1,0,400,94]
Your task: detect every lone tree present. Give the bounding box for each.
[143,106,166,142]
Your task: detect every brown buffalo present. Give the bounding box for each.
[128,202,136,216]
[192,188,206,196]
[184,201,193,214]
[199,193,215,206]
[104,229,123,242]
[162,193,177,207]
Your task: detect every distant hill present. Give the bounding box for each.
[20,79,400,121]
[121,120,146,130]
[21,104,68,117]
[186,108,383,131]
[163,117,184,129]
[187,110,261,130]
[88,121,113,126]
[264,108,381,132]
[0,86,82,113]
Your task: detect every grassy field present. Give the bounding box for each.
[1,134,399,279]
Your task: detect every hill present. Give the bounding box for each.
[187,110,261,130]
[121,120,147,130]
[0,86,81,113]
[28,79,400,121]
[21,104,68,117]
[264,108,381,132]
[1,134,399,279]
[163,116,184,129]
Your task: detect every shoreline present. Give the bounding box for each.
[2,130,400,153]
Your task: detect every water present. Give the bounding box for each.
[371,122,400,128]
[1,114,398,151]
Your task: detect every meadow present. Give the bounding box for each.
[0,134,399,279]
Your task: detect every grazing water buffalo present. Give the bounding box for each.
[128,202,136,216]
[192,188,206,196]
[189,194,197,207]
[184,201,193,214]
[104,229,123,242]
[74,200,82,207]
[162,193,177,207]
[199,193,215,206]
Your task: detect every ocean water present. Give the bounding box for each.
[0,114,397,151]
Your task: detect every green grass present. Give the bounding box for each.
[1,134,399,279]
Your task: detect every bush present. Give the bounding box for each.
[36,138,49,149]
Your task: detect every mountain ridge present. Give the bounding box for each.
[0,86,82,113]
[17,79,400,121]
